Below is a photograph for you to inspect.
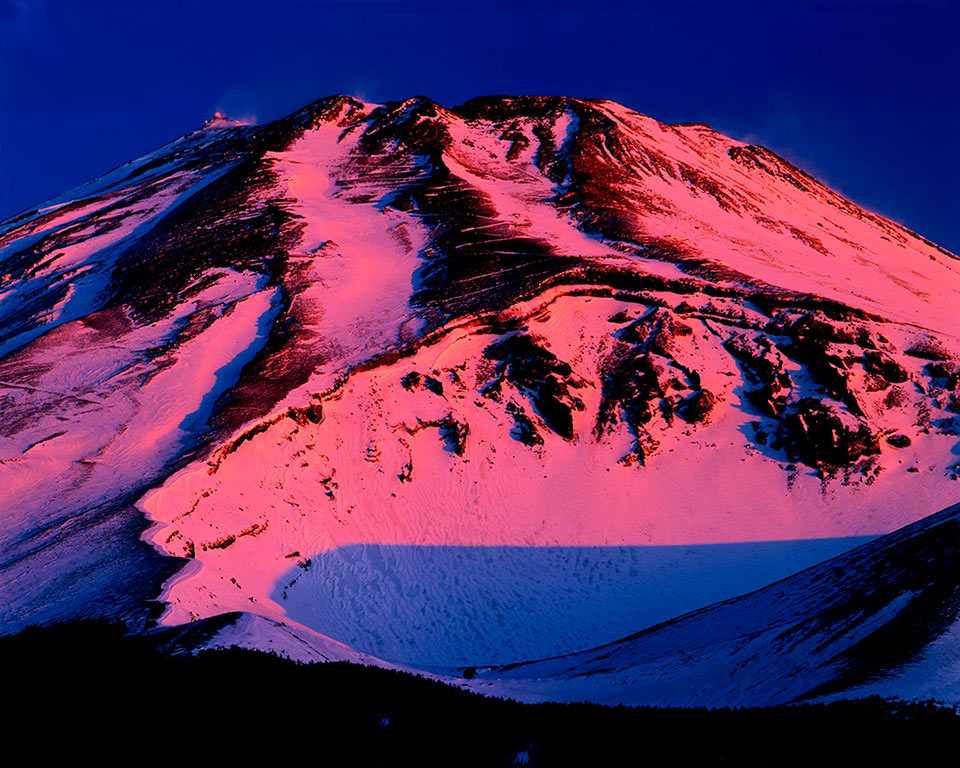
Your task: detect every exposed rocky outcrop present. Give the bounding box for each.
[481,333,586,440]
[596,307,712,463]
[783,399,879,468]
[725,332,792,418]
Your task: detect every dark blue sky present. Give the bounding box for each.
[2,1,958,251]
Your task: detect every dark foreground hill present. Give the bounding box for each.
[4,622,957,767]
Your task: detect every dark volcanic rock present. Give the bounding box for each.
[506,402,544,447]
[725,333,791,417]
[783,399,879,467]
[864,351,909,384]
[438,415,469,455]
[483,333,585,440]
[905,336,952,361]
[402,371,445,395]
[926,362,960,391]
[778,313,864,417]
[680,389,718,424]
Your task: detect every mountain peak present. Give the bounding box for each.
[1,92,958,707]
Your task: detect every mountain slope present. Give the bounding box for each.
[464,501,960,707]
[1,95,958,704]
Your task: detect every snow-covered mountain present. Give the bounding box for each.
[1,95,958,705]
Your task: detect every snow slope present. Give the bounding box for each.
[465,501,960,708]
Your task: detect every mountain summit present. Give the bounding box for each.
[1,95,958,705]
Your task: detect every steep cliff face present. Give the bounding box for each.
[1,95,958,703]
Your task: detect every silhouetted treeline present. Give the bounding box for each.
[3,622,956,766]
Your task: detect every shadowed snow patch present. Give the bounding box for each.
[274,538,870,667]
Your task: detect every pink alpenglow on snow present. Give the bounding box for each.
[2,94,959,707]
